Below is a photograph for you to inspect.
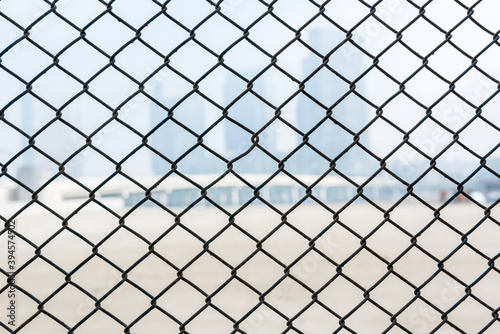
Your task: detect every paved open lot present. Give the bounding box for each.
[1,200,499,333]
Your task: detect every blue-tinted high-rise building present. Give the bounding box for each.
[15,95,39,199]
[149,87,207,175]
[295,29,370,175]
[223,73,275,174]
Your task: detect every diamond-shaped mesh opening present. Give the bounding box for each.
[411,168,458,201]
[379,42,422,82]
[32,68,82,109]
[71,255,121,300]
[185,306,235,333]
[231,200,280,238]
[252,67,299,107]
[156,280,206,322]
[420,272,465,310]
[43,283,95,327]
[64,148,117,181]
[286,198,334,236]
[122,204,175,241]
[447,295,497,333]
[416,219,463,260]
[393,245,437,287]
[405,69,452,107]
[231,145,278,174]
[39,228,93,272]
[97,227,149,269]
[74,309,126,332]
[169,41,217,81]
[211,278,259,320]
[259,174,306,209]
[444,245,490,284]
[92,121,143,163]
[289,249,338,291]
[265,277,312,318]
[34,121,85,163]
[358,66,402,106]
[293,301,340,333]
[227,91,275,133]
[370,273,416,314]
[237,250,283,293]
[1,1,500,332]
[324,0,369,30]
[341,248,389,289]
[467,217,500,259]
[83,13,135,56]
[439,197,487,232]
[153,224,202,268]
[208,225,256,266]
[397,296,446,334]
[97,281,151,324]
[141,15,188,55]
[248,15,295,56]
[15,258,65,301]
[113,41,164,81]
[111,0,159,29]
[222,40,270,78]
[30,13,80,56]
[366,220,410,262]
[59,93,110,134]
[453,19,495,57]
[87,67,138,108]
[13,314,67,334]
[314,218,360,263]
[261,223,309,265]
[129,308,180,333]
[195,14,242,56]
[238,304,287,333]
[182,252,231,293]
[319,275,364,317]
[66,202,119,244]
[1,40,53,82]
[402,16,445,56]
[345,300,394,333]
[55,0,104,29]
[429,43,472,81]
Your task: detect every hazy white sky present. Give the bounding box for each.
[0,0,499,178]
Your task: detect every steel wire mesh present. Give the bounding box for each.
[1,0,500,333]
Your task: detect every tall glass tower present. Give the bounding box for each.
[223,72,275,174]
[149,85,207,175]
[295,29,370,175]
[14,94,39,200]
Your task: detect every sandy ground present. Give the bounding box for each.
[1,200,499,333]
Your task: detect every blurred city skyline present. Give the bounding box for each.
[1,0,499,194]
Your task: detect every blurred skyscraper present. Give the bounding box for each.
[15,95,39,199]
[149,86,211,175]
[294,29,371,175]
[223,72,275,174]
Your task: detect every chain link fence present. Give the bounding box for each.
[1,0,500,333]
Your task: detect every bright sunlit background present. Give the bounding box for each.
[1,1,500,333]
